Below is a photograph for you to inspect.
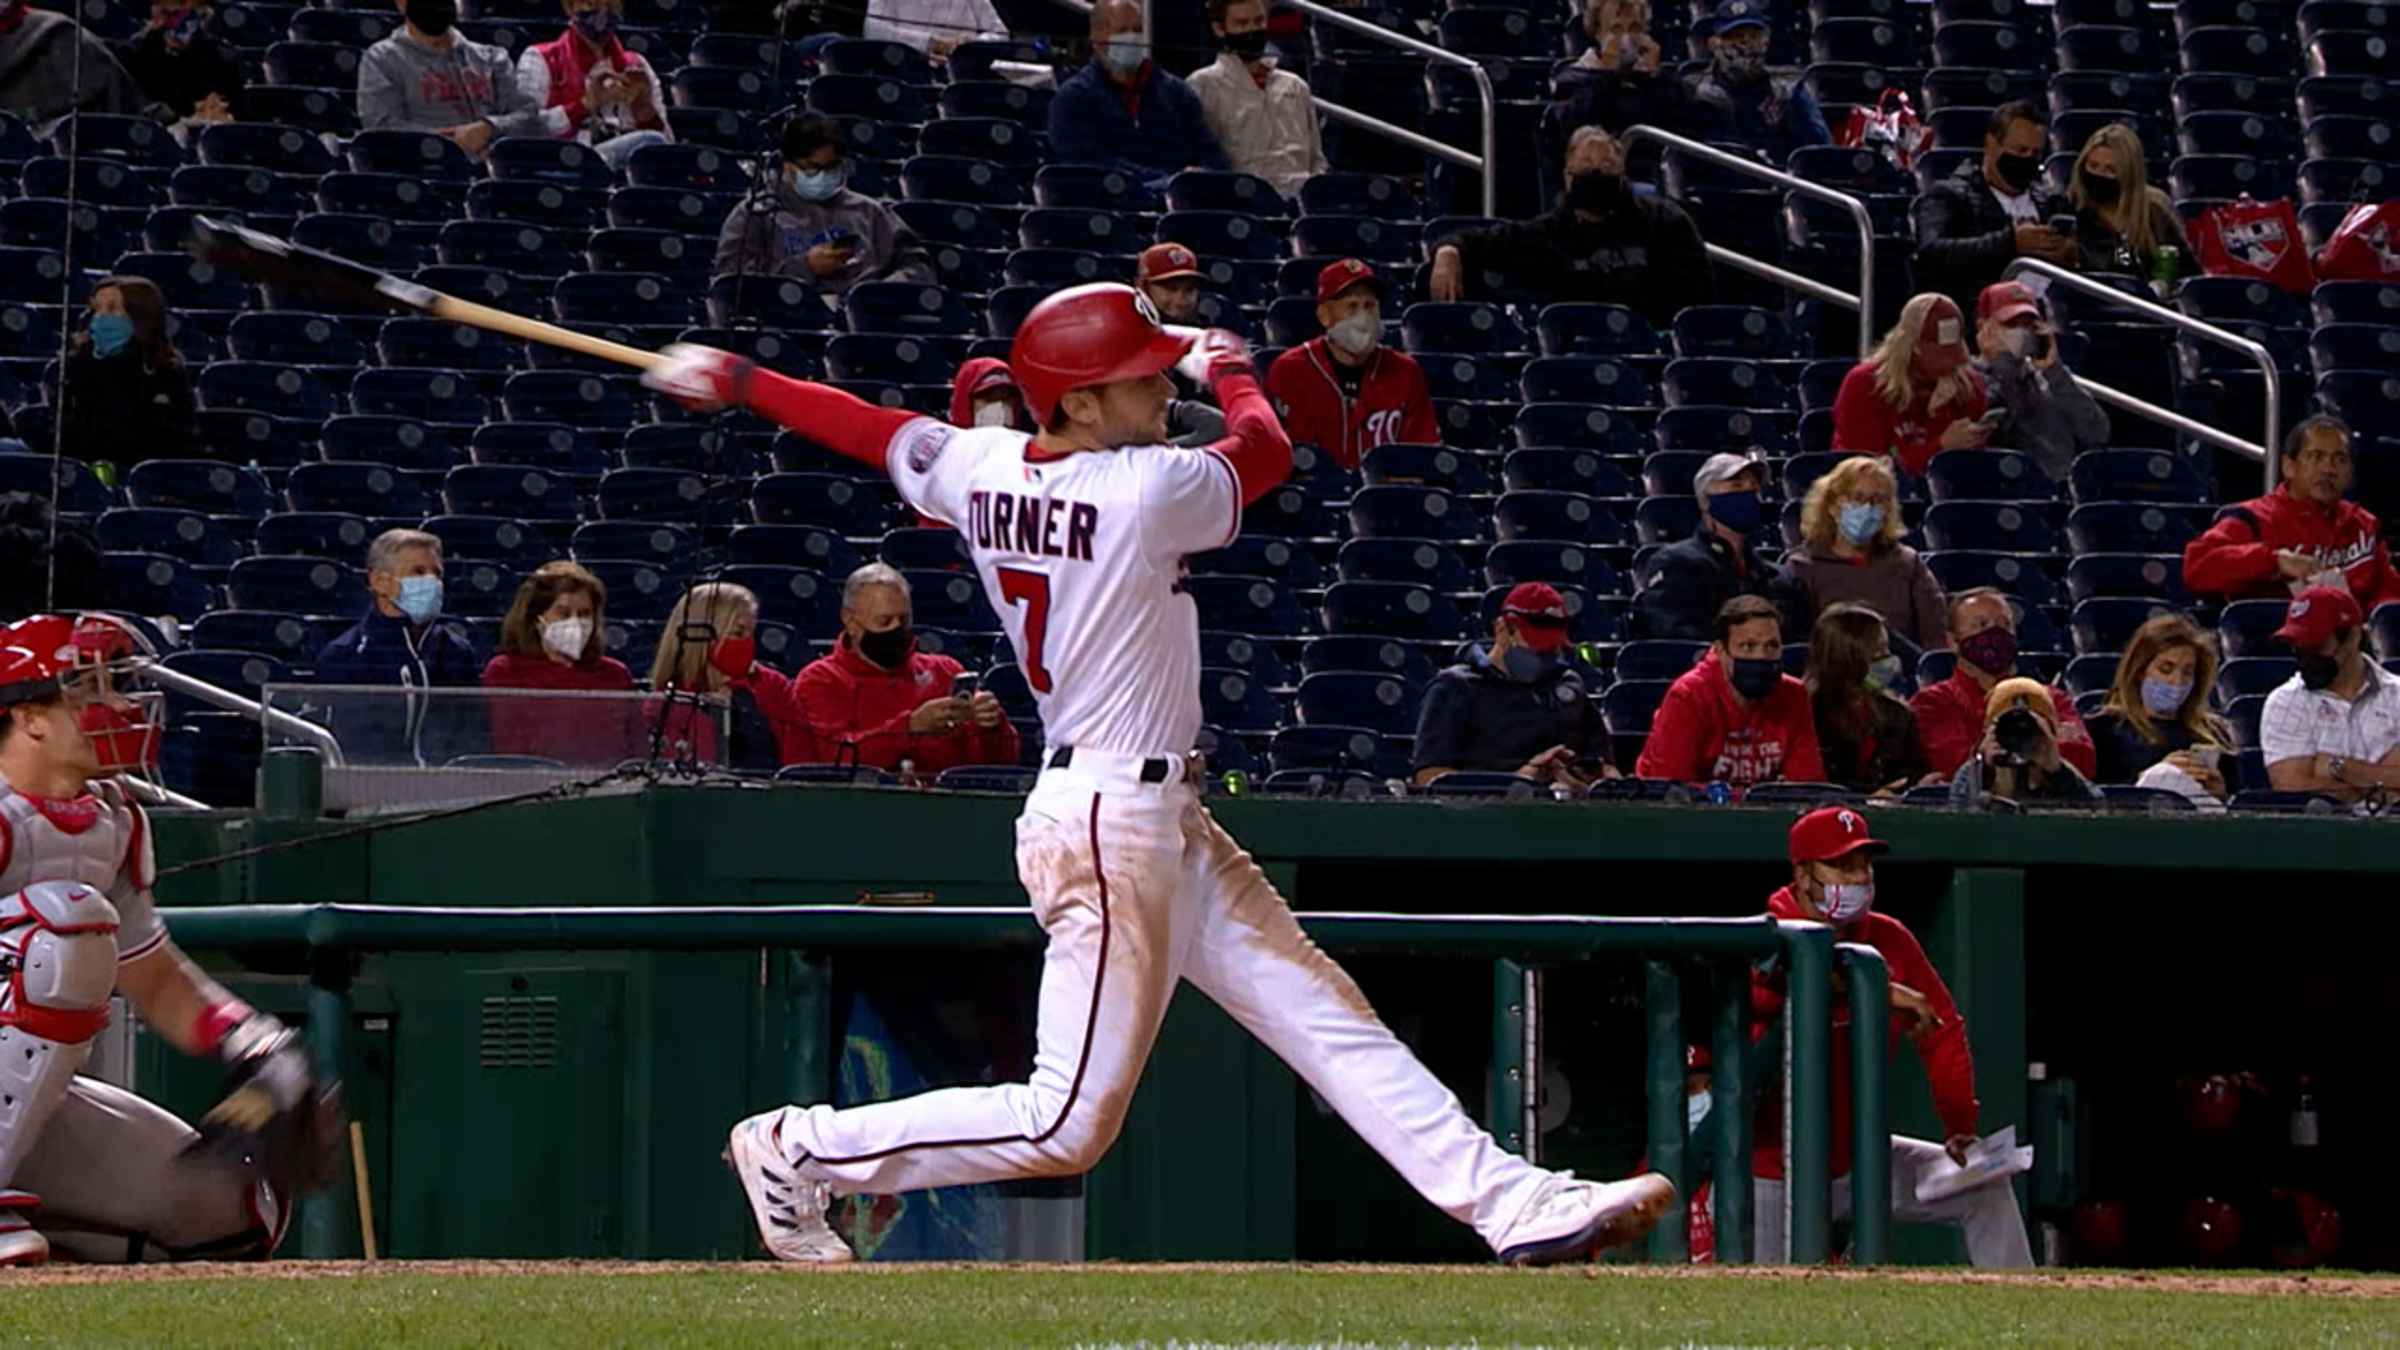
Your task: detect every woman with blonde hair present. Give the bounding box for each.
[1771,454,1950,653]
[481,559,640,762]
[645,582,820,769]
[2069,122,2195,288]
[1830,291,1991,479]
[2085,610,2231,798]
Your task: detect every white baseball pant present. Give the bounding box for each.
[765,750,1556,1250]
[1750,1134,2033,1267]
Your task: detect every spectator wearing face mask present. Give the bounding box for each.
[1753,807,2033,1268]
[481,560,644,764]
[1969,281,2105,485]
[2084,611,2231,802]
[2068,122,2194,288]
[710,114,933,319]
[2261,586,2400,801]
[948,357,1028,432]
[314,527,487,767]
[1046,0,1227,185]
[121,2,244,130]
[1541,0,1696,204]
[1636,451,1775,640]
[1186,0,1325,198]
[1427,125,1709,329]
[1678,0,1827,166]
[1912,101,2078,320]
[515,0,672,171]
[0,0,167,123]
[1772,455,1949,656]
[1832,292,1990,480]
[358,0,554,160]
[1805,602,1927,795]
[1909,587,2095,779]
[790,563,1018,774]
[645,582,818,770]
[1947,677,2101,807]
[1265,259,1436,471]
[1411,582,1611,788]
[2182,416,2400,609]
[1636,594,1825,794]
[52,276,194,475]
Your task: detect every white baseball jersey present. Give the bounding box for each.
[885,418,1241,758]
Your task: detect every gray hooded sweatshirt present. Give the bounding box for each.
[709,176,934,318]
[357,27,555,139]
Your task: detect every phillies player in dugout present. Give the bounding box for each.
[644,284,1675,1265]
[0,613,333,1265]
[1752,807,2031,1267]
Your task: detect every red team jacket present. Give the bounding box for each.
[2180,485,2400,608]
[479,651,642,763]
[1908,668,2098,779]
[1634,651,1827,793]
[789,637,1020,773]
[1829,363,1989,479]
[1264,338,1439,470]
[1751,886,1980,1180]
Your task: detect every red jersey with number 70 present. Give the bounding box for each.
[886,417,1246,757]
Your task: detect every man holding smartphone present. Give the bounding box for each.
[710,114,935,321]
[1411,583,1614,788]
[789,563,1020,775]
[1968,281,2109,483]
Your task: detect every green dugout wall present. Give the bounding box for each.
[146,789,2400,1263]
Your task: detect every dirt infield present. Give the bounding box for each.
[9,1259,2399,1298]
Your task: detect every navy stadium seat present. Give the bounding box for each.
[226,553,369,614]
[1293,671,1417,737]
[189,610,332,666]
[1494,491,1630,545]
[102,552,213,622]
[254,512,375,561]
[1920,500,2059,552]
[1183,574,1310,636]
[123,459,272,515]
[1320,580,1463,641]
[97,508,241,569]
[283,461,435,517]
[752,473,900,533]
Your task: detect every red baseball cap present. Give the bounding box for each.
[1500,581,1570,652]
[1315,257,1383,304]
[1787,806,1889,864]
[1977,280,2041,325]
[1137,242,1203,285]
[2275,585,2363,648]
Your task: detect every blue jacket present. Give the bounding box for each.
[312,606,487,767]
[1046,60,1228,179]
[1679,67,1829,166]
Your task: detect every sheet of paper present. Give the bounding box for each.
[1913,1125,2034,1205]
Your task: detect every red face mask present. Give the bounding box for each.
[709,636,755,680]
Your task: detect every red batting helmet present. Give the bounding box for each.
[1007,282,1193,425]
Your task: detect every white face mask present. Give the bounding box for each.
[1687,1089,1712,1133]
[542,616,592,660]
[972,401,1013,428]
[1327,311,1380,357]
[1820,880,1874,924]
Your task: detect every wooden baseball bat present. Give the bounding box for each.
[190,215,665,373]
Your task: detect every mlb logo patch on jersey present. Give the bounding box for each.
[898,421,952,474]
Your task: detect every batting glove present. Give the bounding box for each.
[643,343,751,413]
[1171,327,1254,387]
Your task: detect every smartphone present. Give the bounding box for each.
[2047,214,2079,238]
[2190,746,2223,770]
[951,671,980,701]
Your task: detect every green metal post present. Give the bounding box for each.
[1710,962,1753,1264]
[1645,960,1686,1262]
[1838,943,1891,1265]
[1780,921,1832,1264]
[300,946,350,1258]
[778,952,833,1109]
[1487,959,1529,1158]
[257,746,322,819]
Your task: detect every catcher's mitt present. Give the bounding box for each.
[180,1018,348,1193]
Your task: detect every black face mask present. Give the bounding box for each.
[1727,655,1781,701]
[408,0,457,36]
[2298,649,2344,691]
[1993,151,2040,193]
[2083,174,2120,207]
[1567,171,1627,214]
[857,623,913,669]
[1221,27,1268,60]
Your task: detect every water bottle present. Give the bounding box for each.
[2289,1074,2320,1149]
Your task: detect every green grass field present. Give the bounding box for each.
[8,1264,2397,1348]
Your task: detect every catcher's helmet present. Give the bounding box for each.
[0,612,164,775]
[1007,282,1192,425]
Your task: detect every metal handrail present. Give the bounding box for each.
[2002,257,2281,487]
[147,664,346,767]
[1625,124,1879,357]
[122,775,209,811]
[1043,0,1497,215]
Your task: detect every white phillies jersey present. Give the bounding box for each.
[0,781,167,963]
[886,418,1240,757]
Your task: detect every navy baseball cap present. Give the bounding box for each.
[1713,0,1771,36]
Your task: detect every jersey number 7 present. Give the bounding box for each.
[996,566,1053,693]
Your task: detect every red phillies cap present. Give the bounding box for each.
[1501,581,1570,652]
[1137,242,1203,284]
[1787,806,1889,864]
[2275,585,2363,648]
[1977,280,2041,325]
[1315,257,1383,304]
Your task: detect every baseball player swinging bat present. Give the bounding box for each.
[188,216,667,372]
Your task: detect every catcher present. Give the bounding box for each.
[0,612,338,1265]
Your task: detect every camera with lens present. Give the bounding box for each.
[1992,705,2047,763]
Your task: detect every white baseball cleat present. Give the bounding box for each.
[724,1112,855,1264]
[1493,1171,1677,1267]
[0,1191,49,1267]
